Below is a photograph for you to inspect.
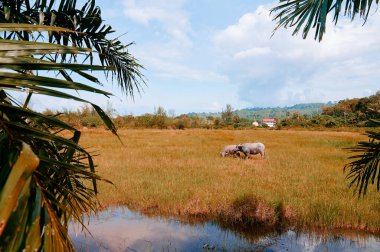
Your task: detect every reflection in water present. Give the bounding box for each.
[70,208,380,251]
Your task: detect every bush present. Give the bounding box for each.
[81,116,102,127]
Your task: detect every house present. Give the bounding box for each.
[262,118,276,127]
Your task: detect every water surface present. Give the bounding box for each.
[70,207,380,251]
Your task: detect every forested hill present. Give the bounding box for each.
[188,103,328,120]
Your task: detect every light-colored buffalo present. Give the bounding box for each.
[220,145,239,157]
[237,142,265,159]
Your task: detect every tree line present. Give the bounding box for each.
[46,91,380,130]
[43,104,254,130]
[279,91,380,129]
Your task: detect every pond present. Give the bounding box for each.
[70,207,380,251]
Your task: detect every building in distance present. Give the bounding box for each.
[262,118,276,127]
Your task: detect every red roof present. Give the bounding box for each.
[262,118,276,122]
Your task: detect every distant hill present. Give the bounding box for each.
[188,103,329,120]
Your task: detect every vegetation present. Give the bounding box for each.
[79,129,380,232]
[322,92,380,125]
[49,92,379,132]
[345,118,380,196]
[189,103,326,120]
[221,104,235,125]
[0,0,143,251]
[277,92,380,129]
[46,107,257,130]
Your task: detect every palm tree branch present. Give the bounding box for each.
[0,0,146,97]
[271,0,379,41]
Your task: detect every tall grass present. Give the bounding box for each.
[79,129,380,232]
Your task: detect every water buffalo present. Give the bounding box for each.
[237,142,265,159]
[220,145,240,157]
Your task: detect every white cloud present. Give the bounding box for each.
[121,0,191,46]
[130,40,227,83]
[234,47,271,59]
[213,7,274,53]
[120,0,229,83]
[212,4,380,106]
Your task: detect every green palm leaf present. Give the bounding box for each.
[271,0,379,41]
[0,9,141,250]
[344,118,380,196]
[0,142,39,237]
[0,0,146,97]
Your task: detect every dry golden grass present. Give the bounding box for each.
[79,128,380,232]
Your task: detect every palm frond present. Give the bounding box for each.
[344,117,380,196]
[0,0,146,97]
[0,23,121,251]
[0,142,39,237]
[271,0,379,41]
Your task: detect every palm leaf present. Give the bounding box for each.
[271,0,379,41]
[344,118,380,196]
[0,0,146,97]
[0,142,39,237]
[0,23,76,32]
[0,18,135,251]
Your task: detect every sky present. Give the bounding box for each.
[30,0,380,115]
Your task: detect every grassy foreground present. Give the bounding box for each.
[80,128,380,232]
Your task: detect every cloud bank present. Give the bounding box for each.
[213,5,380,107]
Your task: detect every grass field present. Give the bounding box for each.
[79,128,380,232]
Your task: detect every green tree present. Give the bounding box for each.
[0,0,144,250]
[221,104,234,125]
[154,106,168,129]
[271,0,380,196]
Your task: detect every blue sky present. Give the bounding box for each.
[31,0,380,115]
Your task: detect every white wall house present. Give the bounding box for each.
[262,118,276,127]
